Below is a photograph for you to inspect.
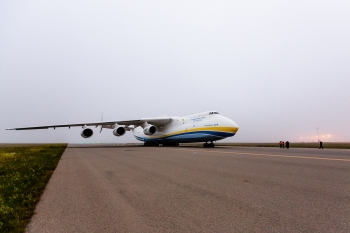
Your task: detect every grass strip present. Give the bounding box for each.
[0,144,67,233]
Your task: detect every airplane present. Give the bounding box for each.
[6,111,239,147]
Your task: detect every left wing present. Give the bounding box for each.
[6,117,172,130]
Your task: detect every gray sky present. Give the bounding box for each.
[1,0,349,143]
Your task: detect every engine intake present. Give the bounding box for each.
[143,125,157,135]
[113,127,126,136]
[81,128,93,138]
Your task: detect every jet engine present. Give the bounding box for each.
[81,128,93,138]
[113,127,126,136]
[143,125,157,135]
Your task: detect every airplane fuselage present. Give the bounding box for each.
[133,111,239,144]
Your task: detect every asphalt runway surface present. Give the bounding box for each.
[26,146,350,233]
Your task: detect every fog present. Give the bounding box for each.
[1,0,349,143]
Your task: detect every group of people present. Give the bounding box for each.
[278,141,324,149]
[279,141,290,149]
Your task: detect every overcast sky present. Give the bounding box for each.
[1,0,349,143]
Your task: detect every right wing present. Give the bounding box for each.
[6,117,172,130]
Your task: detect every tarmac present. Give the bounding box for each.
[26,145,350,232]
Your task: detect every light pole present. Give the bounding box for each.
[317,127,319,143]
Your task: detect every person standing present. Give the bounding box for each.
[282,141,285,148]
[286,141,289,149]
[319,141,323,149]
[279,141,282,148]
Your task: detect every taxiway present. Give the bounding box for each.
[26,146,350,232]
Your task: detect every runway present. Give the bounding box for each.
[26,146,350,232]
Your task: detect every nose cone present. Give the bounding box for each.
[216,115,239,135]
[219,115,239,134]
[228,119,239,134]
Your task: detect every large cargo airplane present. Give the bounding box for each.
[7,111,239,147]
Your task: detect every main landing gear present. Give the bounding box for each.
[144,142,159,146]
[143,142,179,147]
[162,143,179,147]
[203,142,215,148]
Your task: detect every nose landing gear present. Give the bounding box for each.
[203,142,215,148]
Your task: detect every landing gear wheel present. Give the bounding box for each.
[144,142,159,146]
[203,142,214,148]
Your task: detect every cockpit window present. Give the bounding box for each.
[209,112,219,115]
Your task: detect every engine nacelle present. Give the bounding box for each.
[143,125,157,135]
[113,127,126,136]
[81,128,93,138]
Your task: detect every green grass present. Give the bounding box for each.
[0,144,66,233]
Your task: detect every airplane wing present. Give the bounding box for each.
[6,117,172,130]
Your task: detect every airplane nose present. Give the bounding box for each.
[230,119,238,127]
[226,119,239,133]
[232,121,239,131]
